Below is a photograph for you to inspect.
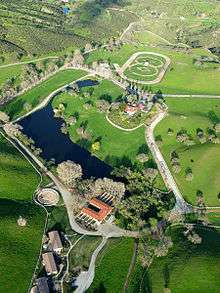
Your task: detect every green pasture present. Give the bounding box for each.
[88,238,134,293]
[147,226,220,293]
[154,97,220,206]
[0,134,45,292]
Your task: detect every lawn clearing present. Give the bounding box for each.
[2,69,87,120]
[147,226,220,293]
[154,97,220,206]
[88,238,134,293]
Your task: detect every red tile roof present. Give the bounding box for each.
[125,105,138,113]
[81,198,113,222]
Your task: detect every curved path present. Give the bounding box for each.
[0,56,59,69]
[118,51,171,85]
[75,237,108,293]
[145,107,191,214]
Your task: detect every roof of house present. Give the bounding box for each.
[36,277,50,293]
[125,105,138,113]
[81,198,113,222]
[48,231,63,251]
[42,252,58,274]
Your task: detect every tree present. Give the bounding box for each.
[167,128,174,136]
[91,141,101,152]
[57,160,82,187]
[187,232,202,244]
[155,135,163,146]
[3,123,22,137]
[96,99,110,112]
[94,178,125,204]
[0,111,9,123]
[136,153,149,163]
[185,167,193,181]
[84,43,93,53]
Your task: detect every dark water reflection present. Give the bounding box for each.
[19,80,112,178]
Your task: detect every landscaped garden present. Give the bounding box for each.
[0,134,46,292]
[51,79,165,189]
[122,52,169,83]
[88,238,135,293]
[154,97,220,206]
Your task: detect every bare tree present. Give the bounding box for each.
[3,123,22,137]
[57,160,83,187]
[0,111,9,123]
[94,177,125,204]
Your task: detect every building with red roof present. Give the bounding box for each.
[80,198,113,224]
[124,105,138,115]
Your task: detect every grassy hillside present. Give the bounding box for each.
[147,227,220,293]
[0,0,136,61]
[154,97,220,206]
[88,238,134,292]
[2,69,87,119]
[0,134,46,293]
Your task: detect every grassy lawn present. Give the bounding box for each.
[69,236,102,271]
[0,65,23,87]
[0,134,46,293]
[154,98,220,206]
[0,199,45,293]
[0,134,39,201]
[86,44,220,95]
[147,226,220,293]
[2,69,87,120]
[88,238,134,293]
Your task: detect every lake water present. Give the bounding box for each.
[19,80,112,178]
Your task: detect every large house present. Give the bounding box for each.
[42,252,58,276]
[48,231,63,254]
[31,277,49,293]
[79,198,113,225]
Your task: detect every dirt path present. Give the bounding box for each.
[0,56,59,69]
[123,240,139,293]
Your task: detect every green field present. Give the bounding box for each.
[88,238,134,292]
[0,134,46,293]
[2,69,87,120]
[154,97,220,206]
[0,135,39,201]
[147,226,220,293]
[69,236,102,271]
[0,65,23,87]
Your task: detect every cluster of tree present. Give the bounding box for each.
[112,166,174,231]
[176,128,195,146]
[3,122,42,156]
[56,160,125,211]
[105,36,123,52]
[139,231,173,268]
[175,127,220,146]
[0,58,64,106]
[170,150,181,174]
[183,224,202,244]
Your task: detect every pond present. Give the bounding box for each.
[19,80,112,178]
